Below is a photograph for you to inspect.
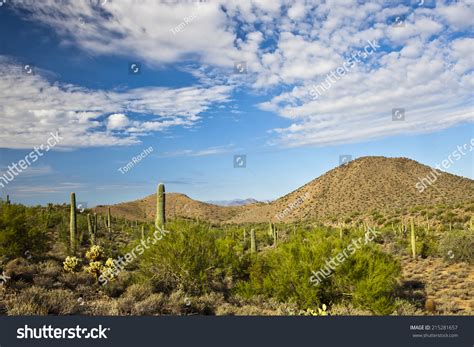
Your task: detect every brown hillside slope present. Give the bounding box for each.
[227,156,474,223]
[94,193,257,224]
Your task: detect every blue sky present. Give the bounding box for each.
[0,0,472,206]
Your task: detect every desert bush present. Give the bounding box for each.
[4,257,37,283]
[137,220,249,295]
[131,293,165,315]
[438,230,474,264]
[235,228,400,315]
[6,286,78,315]
[0,204,49,259]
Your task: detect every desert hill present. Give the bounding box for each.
[95,156,474,224]
[94,192,256,224]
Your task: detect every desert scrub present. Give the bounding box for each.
[438,230,474,264]
[0,203,49,259]
[137,219,249,295]
[63,256,81,272]
[6,286,79,315]
[235,228,400,315]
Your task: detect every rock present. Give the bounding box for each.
[425,298,436,313]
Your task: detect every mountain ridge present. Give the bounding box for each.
[94,156,474,224]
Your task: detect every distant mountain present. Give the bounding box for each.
[206,198,261,206]
[94,156,474,224]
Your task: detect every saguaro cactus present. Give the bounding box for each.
[6,194,10,205]
[141,225,146,239]
[107,207,112,233]
[87,213,98,245]
[273,228,278,246]
[250,229,257,254]
[268,222,274,237]
[156,183,166,228]
[70,193,77,253]
[410,218,416,259]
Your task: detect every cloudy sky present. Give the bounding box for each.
[0,0,472,206]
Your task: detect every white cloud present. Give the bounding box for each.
[6,0,474,149]
[0,57,232,148]
[107,113,130,130]
[160,145,235,158]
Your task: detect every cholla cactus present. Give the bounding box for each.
[301,304,328,316]
[63,256,81,272]
[85,245,104,261]
[85,261,104,278]
[102,258,117,282]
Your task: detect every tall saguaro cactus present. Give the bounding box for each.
[156,183,166,228]
[410,218,416,259]
[70,192,77,254]
[268,222,274,237]
[107,207,112,233]
[250,229,257,254]
[87,213,97,245]
[6,194,10,205]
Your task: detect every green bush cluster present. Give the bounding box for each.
[137,219,250,295]
[0,203,49,259]
[235,228,401,315]
[438,230,474,264]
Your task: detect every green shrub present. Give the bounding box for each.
[438,230,474,264]
[0,204,49,259]
[137,220,250,295]
[235,228,400,315]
